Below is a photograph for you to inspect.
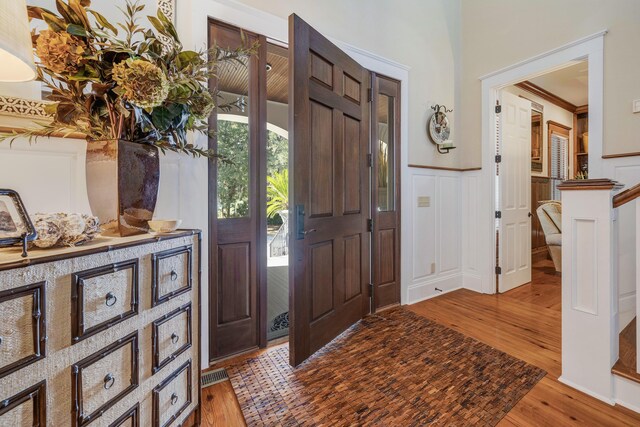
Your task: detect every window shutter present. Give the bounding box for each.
[550,133,568,200]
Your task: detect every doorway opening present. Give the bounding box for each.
[209,16,402,366]
[495,60,587,294]
[265,42,290,342]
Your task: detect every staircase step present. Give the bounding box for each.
[612,318,639,383]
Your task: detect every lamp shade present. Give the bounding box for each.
[0,0,36,82]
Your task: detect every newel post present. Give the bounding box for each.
[558,179,623,403]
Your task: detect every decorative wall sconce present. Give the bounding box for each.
[428,104,455,154]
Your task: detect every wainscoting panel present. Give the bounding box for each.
[406,168,463,304]
[462,172,483,292]
[571,218,598,315]
[0,138,90,214]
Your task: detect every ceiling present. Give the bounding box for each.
[529,62,588,106]
[217,43,391,121]
[217,43,289,104]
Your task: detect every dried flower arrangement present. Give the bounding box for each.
[2,0,257,158]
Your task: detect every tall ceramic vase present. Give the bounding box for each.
[86,139,160,237]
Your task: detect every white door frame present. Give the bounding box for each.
[177,0,411,367]
[477,30,607,295]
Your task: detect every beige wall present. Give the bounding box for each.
[233,0,461,168]
[459,0,640,168]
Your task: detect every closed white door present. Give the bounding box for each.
[498,91,532,292]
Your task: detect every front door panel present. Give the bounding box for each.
[372,75,401,310]
[208,21,267,361]
[289,14,371,366]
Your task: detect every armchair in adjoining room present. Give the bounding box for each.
[536,201,562,272]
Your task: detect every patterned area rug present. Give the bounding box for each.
[226,307,546,426]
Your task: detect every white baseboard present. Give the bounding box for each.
[614,376,640,414]
[407,274,462,305]
[619,292,636,332]
[462,273,483,293]
[558,376,616,405]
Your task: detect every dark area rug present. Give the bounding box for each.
[226,307,546,426]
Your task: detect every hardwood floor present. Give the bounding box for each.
[410,259,640,426]
[200,381,247,427]
[201,259,640,426]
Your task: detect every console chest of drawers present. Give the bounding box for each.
[0,230,201,427]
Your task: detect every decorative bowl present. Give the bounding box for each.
[147,219,182,234]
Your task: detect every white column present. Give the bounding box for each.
[559,179,622,404]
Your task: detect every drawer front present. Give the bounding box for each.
[152,303,192,373]
[153,360,192,427]
[151,246,192,306]
[0,282,46,379]
[72,260,139,343]
[0,380,46,427]
[73,332,139,427]
[109,402,139,427]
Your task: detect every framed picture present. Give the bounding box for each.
[0,189,37,257]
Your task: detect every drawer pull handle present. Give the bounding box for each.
[171,333,179,344]
[105,292,117,307]
[170,393,179,405]
[0,337,3,346]
[103,373,115,390]
[170,270,178,281]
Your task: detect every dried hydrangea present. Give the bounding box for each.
[112,59,169,109]
[35,30,86,74]
[190,90,215,120]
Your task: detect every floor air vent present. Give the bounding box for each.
[201,368,229,388]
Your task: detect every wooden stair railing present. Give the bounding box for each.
[612,182,640,208]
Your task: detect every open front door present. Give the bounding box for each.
[289,14,371,366]
[498,90,532,292]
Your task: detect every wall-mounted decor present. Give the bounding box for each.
[428,104,455,154]
[0,189,37,257]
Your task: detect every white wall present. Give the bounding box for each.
[459,0,640,168]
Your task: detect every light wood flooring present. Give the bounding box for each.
[200,259,640,426]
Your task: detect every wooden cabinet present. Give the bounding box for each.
[0,231,201,426]
[574,110,589,178]
[531,177,551,261]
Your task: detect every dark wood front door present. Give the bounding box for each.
[289,14,371,366]
[208,21,267,361]
[371,74,401,311]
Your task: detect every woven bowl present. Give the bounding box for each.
[148,219,182,233]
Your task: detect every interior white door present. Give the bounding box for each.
[498,90,532,292]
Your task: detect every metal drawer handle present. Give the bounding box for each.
[105,292,117,307]
[170,270,178,281]
[171,333,179,344]
[170,393,179,405]
[103,373,115,390]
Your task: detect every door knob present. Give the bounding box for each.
[528,212,533,217]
